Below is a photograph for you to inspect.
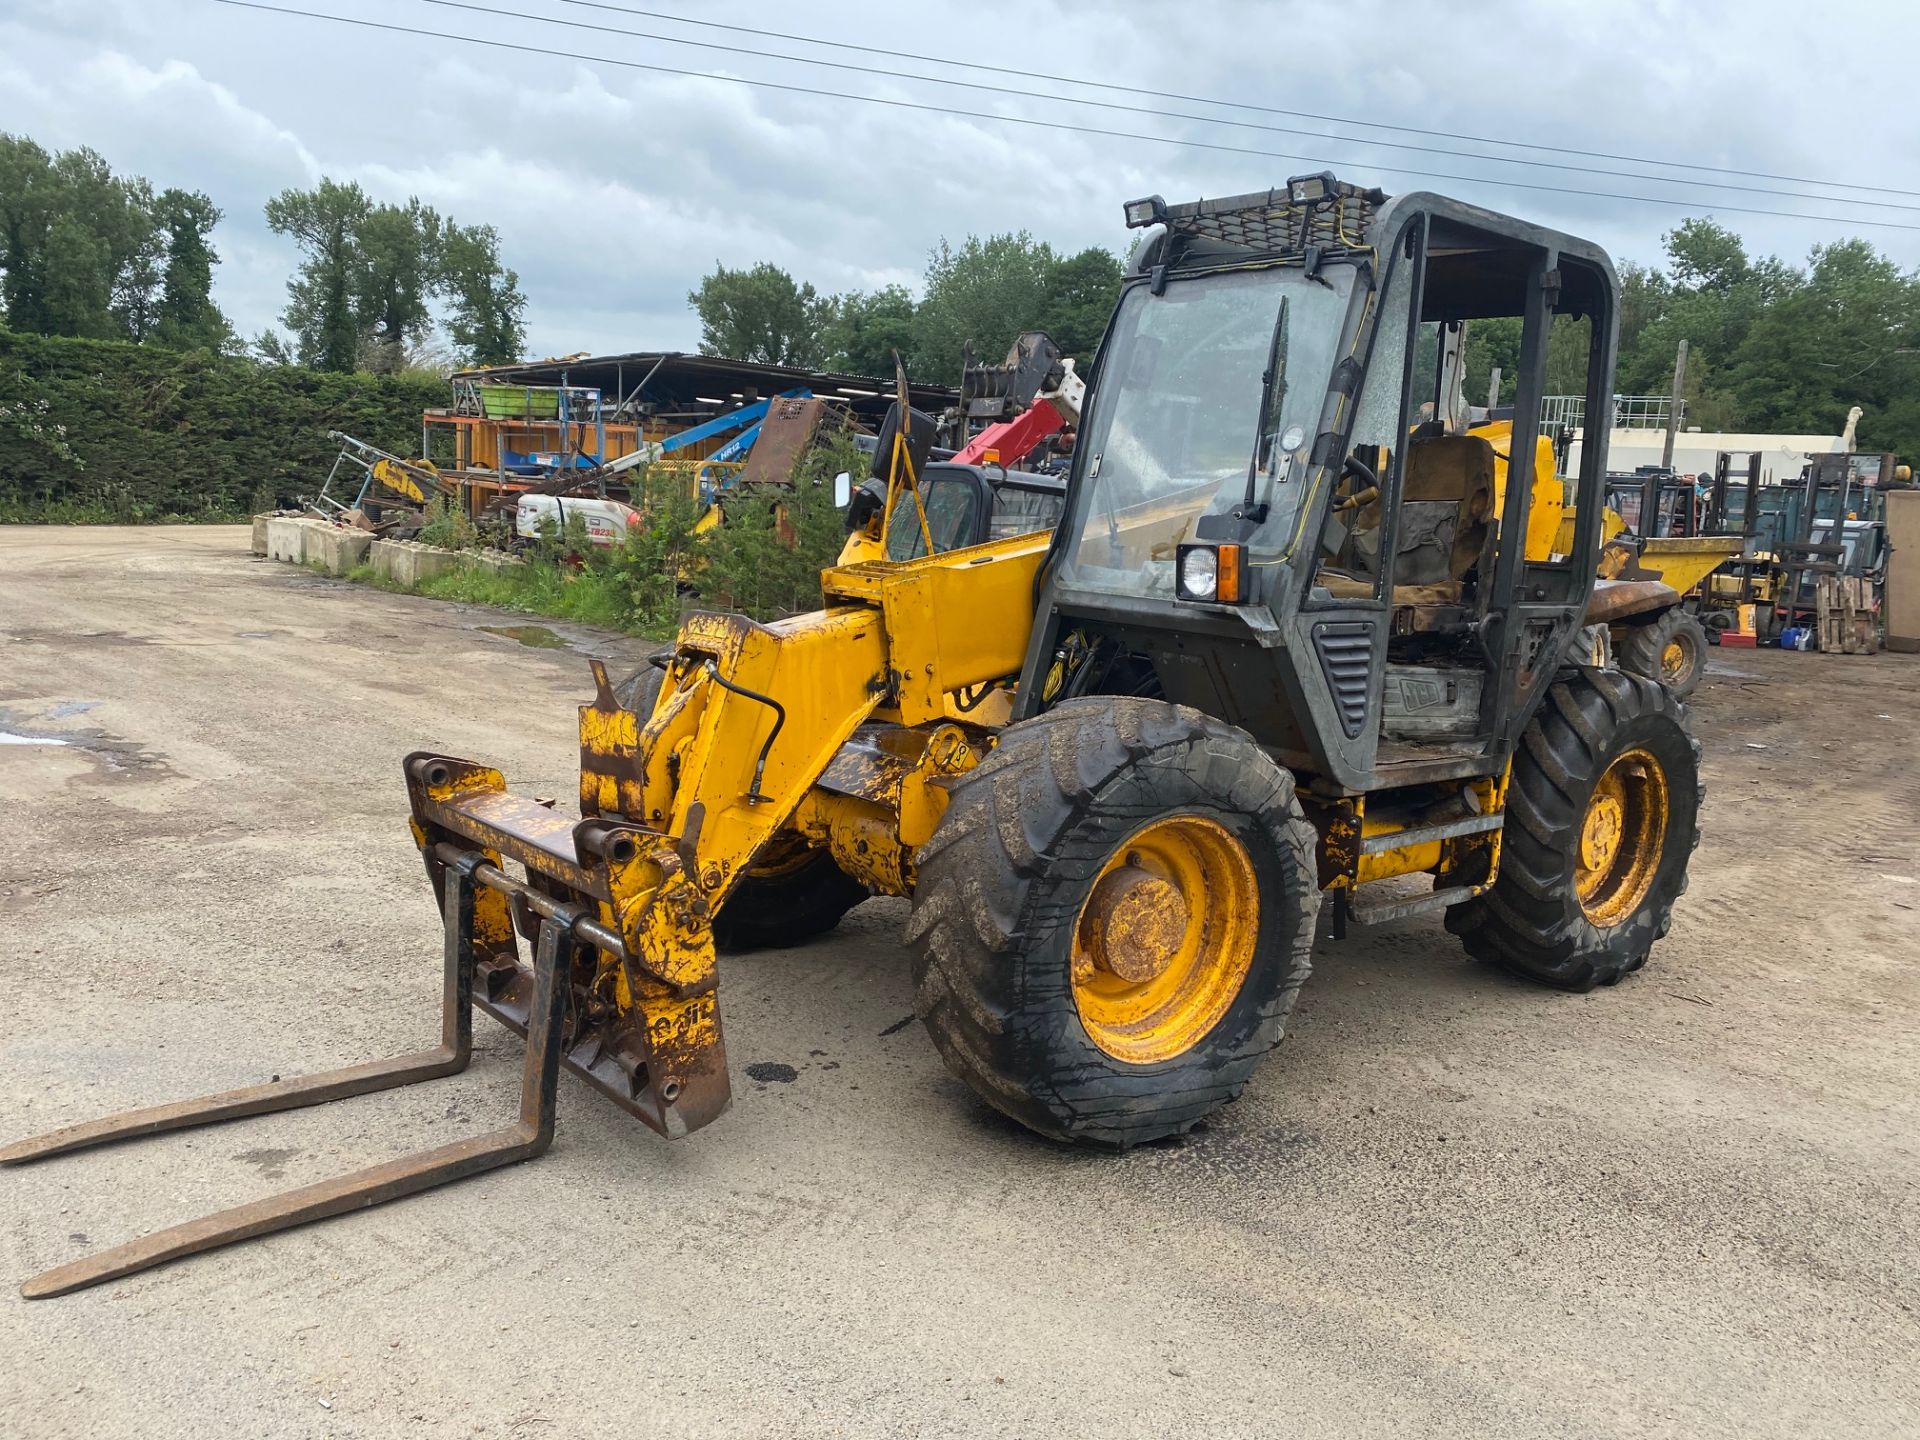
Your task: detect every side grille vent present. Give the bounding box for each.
[1312,623,1373,738]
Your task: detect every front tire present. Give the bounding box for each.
[1448,670,1702,991]
[906,698,1320,1148]
[710,842,871,952]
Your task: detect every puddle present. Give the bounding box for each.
[0,707,168,779]
[479,624,570,650]
[47,701,102,719]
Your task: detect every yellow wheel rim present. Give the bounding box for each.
[1575,747,1669,927]
[1070,815,1259,1064]
[1660,638,1689,683]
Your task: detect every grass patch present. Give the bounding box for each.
[324,431,867,641]
[0,499,249,524]
[413,559,669,636]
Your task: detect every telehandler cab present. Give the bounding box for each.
[6,176,1702,1298]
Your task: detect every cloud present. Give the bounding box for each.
[3,0,1918,359]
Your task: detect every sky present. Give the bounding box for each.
[5,0,1919,363]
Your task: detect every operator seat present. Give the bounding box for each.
[1318,434,1495,605]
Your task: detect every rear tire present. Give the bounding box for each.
[907,698,1319,1148]
[1615,608,1708,699]
[1447,670,1702,991]
[616,648,868,953]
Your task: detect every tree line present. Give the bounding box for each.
[9,129,1920,457]
[688,234,1125,383]
[697,217,1920,462]
[0,136,527,374]
[0,135,230,352]
[1466,218,1920,459]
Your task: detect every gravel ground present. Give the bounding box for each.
[1,525,1916,1439]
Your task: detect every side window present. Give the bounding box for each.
[1319,252,1418,590]
[989,485,1065,540]
[887,473,982,560]
[1349,269,1417,451]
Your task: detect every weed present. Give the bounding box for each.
[332,432,867,640]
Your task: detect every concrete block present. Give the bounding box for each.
[251,513,274,555]
[467,549,528,575]
[372,539,463,588]
[370,539,401,585]
[265,515,310,564]
[305,525,374,576]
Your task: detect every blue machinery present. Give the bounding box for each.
[582,388,814,503]
[659,388,811,464]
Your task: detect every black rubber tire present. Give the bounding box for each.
[614,647,868,953]
[1446,669,1703,992]
[905,697,1320,1149]
[710,848,872,952]
[1615,607,1708,699]
[611,647,674,715]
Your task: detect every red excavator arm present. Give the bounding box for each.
[954,383,1081,467]
[952,331,1086,468]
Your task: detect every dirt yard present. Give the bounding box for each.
[2,525,1916,1439]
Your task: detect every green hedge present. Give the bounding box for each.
[0,331,442,522]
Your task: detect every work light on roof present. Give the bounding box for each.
[1285,172,1339,206]
[1123,195,1166,228]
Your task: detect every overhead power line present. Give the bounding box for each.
[211,0,1920,233]
[554,0,1920,203]
[408,0,1920,215]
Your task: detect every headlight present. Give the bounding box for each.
[1176,542,1246,603]
[1177,546,1218,600]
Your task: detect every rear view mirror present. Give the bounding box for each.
[833,471,853,509]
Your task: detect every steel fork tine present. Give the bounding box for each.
[1,867,480,1169]
[18,912,570,1300]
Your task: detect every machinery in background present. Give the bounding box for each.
[1550,464,1741,696]
[1696,448,1908,647]
[950,331,1083,472]
[310,430,462,534]
[840,336,1084,568]
[513,494,643,548]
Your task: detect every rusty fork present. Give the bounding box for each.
[2,862,571,1300]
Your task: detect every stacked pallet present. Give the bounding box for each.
[1815,575,1878,654]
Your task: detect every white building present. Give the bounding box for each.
[1553,399,1859,483]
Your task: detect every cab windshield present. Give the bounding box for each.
[1058,264,1356,597]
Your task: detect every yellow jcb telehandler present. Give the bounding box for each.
[6,176,1703,1298]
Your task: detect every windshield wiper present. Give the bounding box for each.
[1241,294,1289,518]
[1094,453,1121,546]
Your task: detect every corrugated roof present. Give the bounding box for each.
[451,351,958,426]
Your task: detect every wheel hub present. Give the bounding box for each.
[1661,638,1687,681]
[1081,866,1188,982]
[1580,794,1625,872]
[1069,815,1260,1065]
[1574,749,1670,927]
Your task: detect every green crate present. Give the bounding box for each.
[479,385,561,419]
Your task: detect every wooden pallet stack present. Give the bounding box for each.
[1815,575,1879,654]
